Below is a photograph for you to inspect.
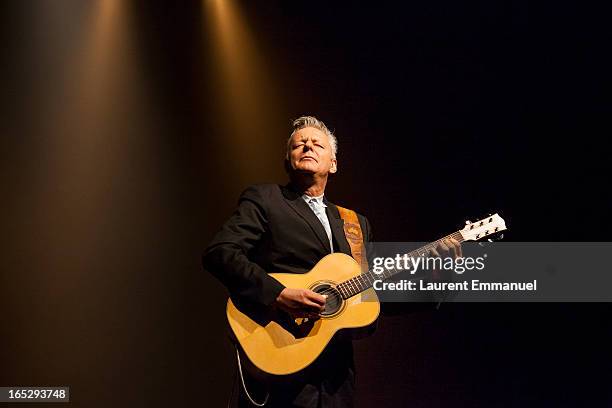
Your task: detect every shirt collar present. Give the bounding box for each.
[302,193,327,207]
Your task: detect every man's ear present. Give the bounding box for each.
[330,159,338,174]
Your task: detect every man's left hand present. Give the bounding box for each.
[430,238,462,259]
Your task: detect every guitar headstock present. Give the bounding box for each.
[460,213,507,242]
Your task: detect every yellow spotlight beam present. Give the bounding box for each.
[204,0,287,185]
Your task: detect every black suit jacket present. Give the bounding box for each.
[203,183,372,306]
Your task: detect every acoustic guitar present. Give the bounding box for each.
[227,213,507,377]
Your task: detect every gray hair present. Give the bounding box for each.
[287,116,338,158]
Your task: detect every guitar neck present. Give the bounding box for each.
[335,230,465,300]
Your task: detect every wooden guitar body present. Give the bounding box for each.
[227,253,380,376]
[225,213,507,378]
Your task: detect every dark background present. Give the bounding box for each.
[2,1,611,406]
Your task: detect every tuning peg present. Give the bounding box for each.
[465,220,472,225]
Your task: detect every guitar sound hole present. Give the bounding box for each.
[313,284,343,316]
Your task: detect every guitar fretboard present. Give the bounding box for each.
[334,231,465,300]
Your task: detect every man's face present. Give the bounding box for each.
[288,127,337,176]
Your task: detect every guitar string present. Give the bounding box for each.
[321,222,500,299]
[312,221,499,301]
[315,231,464,298]
[313,230,468,300]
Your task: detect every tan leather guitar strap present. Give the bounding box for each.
[336,206,368,270]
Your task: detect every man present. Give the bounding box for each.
[203,116,461,407]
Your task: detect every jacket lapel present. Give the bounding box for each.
[282,185,332,253]
[325,201,352,257]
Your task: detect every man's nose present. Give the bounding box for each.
[303,139,314,150]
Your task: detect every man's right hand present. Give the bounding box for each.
[275,288,327,319]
